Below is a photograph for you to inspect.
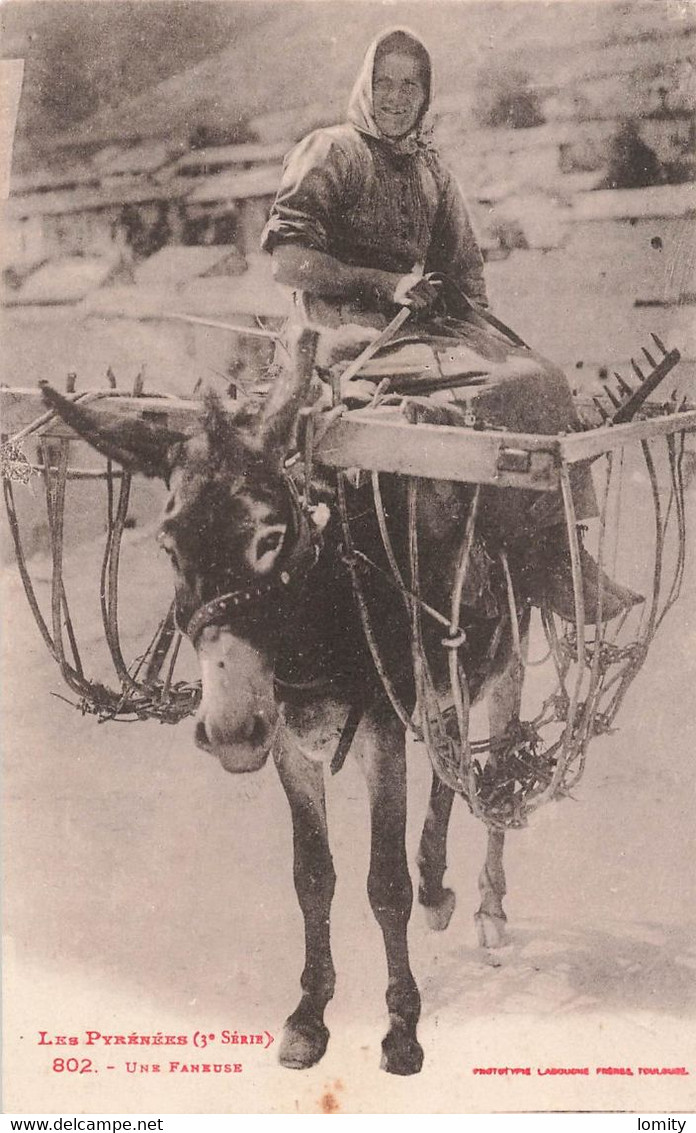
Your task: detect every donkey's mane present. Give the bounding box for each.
[200,390,267,475]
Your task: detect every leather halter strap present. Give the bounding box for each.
[184,572,294,643]
[182,473,322,645]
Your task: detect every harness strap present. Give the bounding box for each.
[184,573,294,642]
[330,702,364,776]
[337,472,420,736]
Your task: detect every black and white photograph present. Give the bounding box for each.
[1,0,695,1116]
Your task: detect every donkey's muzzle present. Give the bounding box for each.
[194,626,278,773]
[194,714,272,773]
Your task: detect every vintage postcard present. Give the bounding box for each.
[2,0,695,1116]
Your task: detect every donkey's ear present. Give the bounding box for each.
[40,383,189,479]
[259,327,319,464]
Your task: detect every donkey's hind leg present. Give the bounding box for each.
[416,771,456,931]
[474,647,525,949]
[359,704,424,1075]
[273,732,336,1070]
[475,827,508,948]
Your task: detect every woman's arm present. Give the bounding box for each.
[428,172,488,310]
[272,245,441,313]
[271,244,399,306]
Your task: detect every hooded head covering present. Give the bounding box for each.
[347,28,432,155]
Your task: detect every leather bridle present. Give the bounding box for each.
[181,473,324,645]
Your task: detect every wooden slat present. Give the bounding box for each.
[0,388,561,491]
[314,411,561,491]
[3,389,693,491]
[559,408,696,463]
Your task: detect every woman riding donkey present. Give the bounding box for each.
[262,26,640,622]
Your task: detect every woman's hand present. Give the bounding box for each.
[392,271,442,312]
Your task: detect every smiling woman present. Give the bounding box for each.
[368,30,430,140]
[372,50,428,140]
[261,26,488,328]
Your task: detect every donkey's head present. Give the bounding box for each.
[42,329,322,773]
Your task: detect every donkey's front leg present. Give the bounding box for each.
[416,771,456,931]
[359,706,424,1076]
[274,733,336,1069]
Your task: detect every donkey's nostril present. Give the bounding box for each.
[249,714,269,747]
[195,720,211,750]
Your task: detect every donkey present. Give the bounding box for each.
[41,328,525,1076]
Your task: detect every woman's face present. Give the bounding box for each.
[372,52,427,139]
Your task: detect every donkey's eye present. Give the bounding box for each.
[257,530,285,559]
[246,523,287,574]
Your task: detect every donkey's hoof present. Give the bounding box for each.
[279,1014,329,1070]
[422,887,456,932]
[475,910,509,950]
[380,1027,424,1076]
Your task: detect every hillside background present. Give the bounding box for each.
[3,0,694,164]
